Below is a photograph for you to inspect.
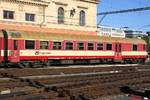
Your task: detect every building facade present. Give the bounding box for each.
[0,0,99,34]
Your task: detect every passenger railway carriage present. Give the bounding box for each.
[0,30,147,67]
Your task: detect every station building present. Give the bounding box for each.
[124,29,147,38]
[0,0,99,34]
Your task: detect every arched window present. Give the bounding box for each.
[58,7,64,24]
[79,10,85,26]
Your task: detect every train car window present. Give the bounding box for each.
[40,41,48,49]
[88,43,94,50]
[115,44,118,52]
[106,43,112,50]
[25,40,35,49]
[66,42,73,50]
[119,44,121,52]
[97,43,103,50]
[143,44,146,51]
[77,42,84,50]
[14,40,18,50]
[53,42,62,50]
[133,44,137,51]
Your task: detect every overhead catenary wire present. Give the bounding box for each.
[97,6,150,15]
[138,24,150,30]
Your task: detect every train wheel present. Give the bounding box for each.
[123,59,127,64]
[43,61,51,67]
[124,59,132,64]
[138,59,145,64]
[22,62,32,68]
[5,63,11,68]
[18,63,25,68]
[30,62,41,68]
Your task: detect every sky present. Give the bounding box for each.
[97,0,150,32]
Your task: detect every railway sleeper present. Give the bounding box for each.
[1,69,150,99]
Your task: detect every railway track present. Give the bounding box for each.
[0,64,148,77]
[0,64,149,100]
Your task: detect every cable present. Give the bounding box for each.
[97,6,150,15]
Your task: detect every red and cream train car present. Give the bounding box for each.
[0,30,148,67]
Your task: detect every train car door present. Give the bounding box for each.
[11,40,20,62]
[115,43,122,60]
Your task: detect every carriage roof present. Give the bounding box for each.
[1,30,146,44]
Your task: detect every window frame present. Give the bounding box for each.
[132,44,137,51]
[106,43,112,50]
[14,40,18,50]
[25,13,35,22]
[40,41,49,49]
[87,42,94,50]
[58,7,64,24]
[77,42,84,50]
[97,43,103,50]
[79,10,85,26]
[25,40,35,50]
[143,44,146,51]
[53,41,62,50]
[65,41,73,50]
[3,10,14,19]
